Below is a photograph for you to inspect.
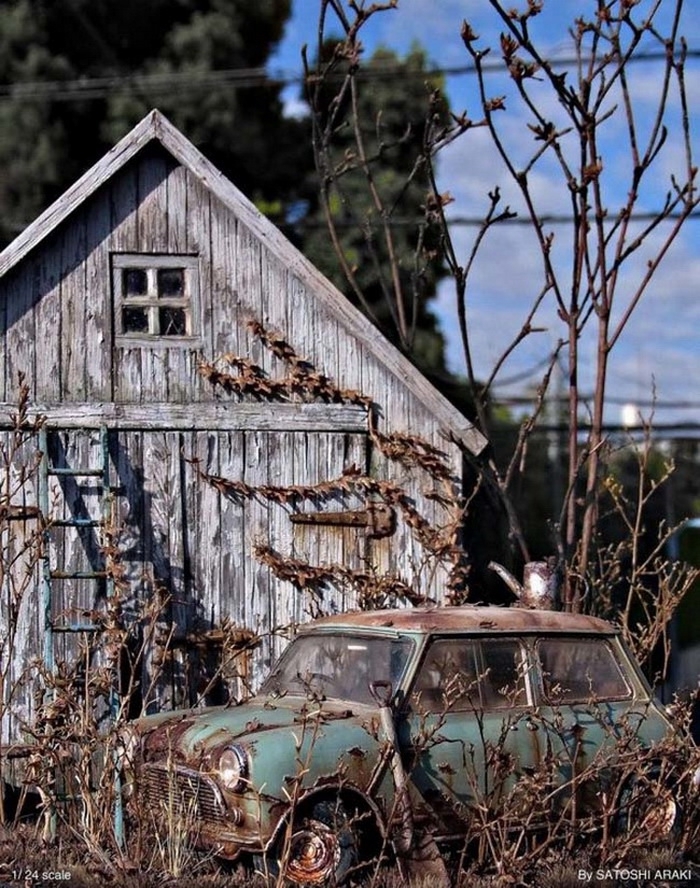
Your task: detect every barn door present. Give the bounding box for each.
[111,430,194,712]
[112,426,377,710]
[190,427,374,693]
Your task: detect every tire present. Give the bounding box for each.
[614,771,681,843]
[262,798,362,886]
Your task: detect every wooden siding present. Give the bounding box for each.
[1,426,369,736]
[0,116,487,749]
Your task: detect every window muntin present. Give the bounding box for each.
[411,638,528,712]
[113,255,199,340]
[537,638,631,703]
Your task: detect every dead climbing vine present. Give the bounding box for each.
[197,319,474,605]
[253,544,426,612]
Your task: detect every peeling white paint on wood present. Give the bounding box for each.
[0,111,487,750]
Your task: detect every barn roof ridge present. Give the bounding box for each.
[0,108,488,455]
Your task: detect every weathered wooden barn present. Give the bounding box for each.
[0,110,487,753]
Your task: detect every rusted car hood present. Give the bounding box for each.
[134,697,370,764]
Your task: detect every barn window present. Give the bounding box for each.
[112,254,199,342]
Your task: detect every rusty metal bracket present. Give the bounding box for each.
[290,501,395,538]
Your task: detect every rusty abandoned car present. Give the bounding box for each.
[122,605,690,884]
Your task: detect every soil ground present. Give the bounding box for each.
[0,824,698,888]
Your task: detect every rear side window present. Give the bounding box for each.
[411,638,527,712]
[537,638,631,702]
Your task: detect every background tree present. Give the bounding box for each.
[0,0,310,245]
[302,40,452,384]
[307,0,699,626]
[456,0,698,609]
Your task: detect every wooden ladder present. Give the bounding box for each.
[37,424,123,843]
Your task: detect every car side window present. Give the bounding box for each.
[479,640,528,709]
[537,637,631,702]
[411,638,527,712]
[411,639,480,711]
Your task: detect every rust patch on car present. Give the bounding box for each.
[347,746,367,759]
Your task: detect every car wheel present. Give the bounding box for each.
[614,772,681,842]
[266,798,361,886]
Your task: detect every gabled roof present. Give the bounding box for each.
[0,109,487,455]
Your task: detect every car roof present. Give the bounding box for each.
[302,605,617,635]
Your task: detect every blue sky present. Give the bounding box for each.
[269,2,700,431]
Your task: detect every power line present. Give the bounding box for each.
[2,48,699,104]
[520,422,700,436]
[493,394,700,411]
[293,211,700,229]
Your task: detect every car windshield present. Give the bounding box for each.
[260,633,414,704]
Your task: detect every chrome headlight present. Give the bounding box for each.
[218,745,249,792]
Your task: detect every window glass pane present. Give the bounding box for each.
[480,641,527,709]
[159,307,187,336]
[123,268,148,297]
[157,268,185,298]
[260,634,414,705]
[122,306,149,333]
[116,257,197,339]
[412,640,480,712]
[537,638,630,702]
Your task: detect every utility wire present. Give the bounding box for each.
[2,48,700,103]
[493,394,700,410]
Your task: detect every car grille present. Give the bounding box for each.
[141,763,230,824]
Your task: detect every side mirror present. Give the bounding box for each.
[369,679,393,708]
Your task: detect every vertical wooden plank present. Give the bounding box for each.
[0,277,7,401]
[266,430,295,659]
[137,151,170,253]
[5,262,37,398]
[33,235,62,401]
[162,348,200,405]
[235,223,265,371]
[216,430,248,698]
[191,431,217,625]
[138,345,166,404]
[286,275,324,395]
[142,431,187,709]
[260,251,290,381]
[84,192,113,401]
[59,218,87,400]
[243,430,271,685]
[335,311,363,401]
[140,430,169,709]
[112,429,154,713]
[290,431,324,622]
[166,163,188,253]
[3,429,42,750]
[113,346,143,404]
[109,165,140,252]
[185,173,213,403]
[210,196,240,360]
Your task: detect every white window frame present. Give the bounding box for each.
[112,253,202,346]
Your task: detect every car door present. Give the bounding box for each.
[399,634,539,838]
[531,634,650,824]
